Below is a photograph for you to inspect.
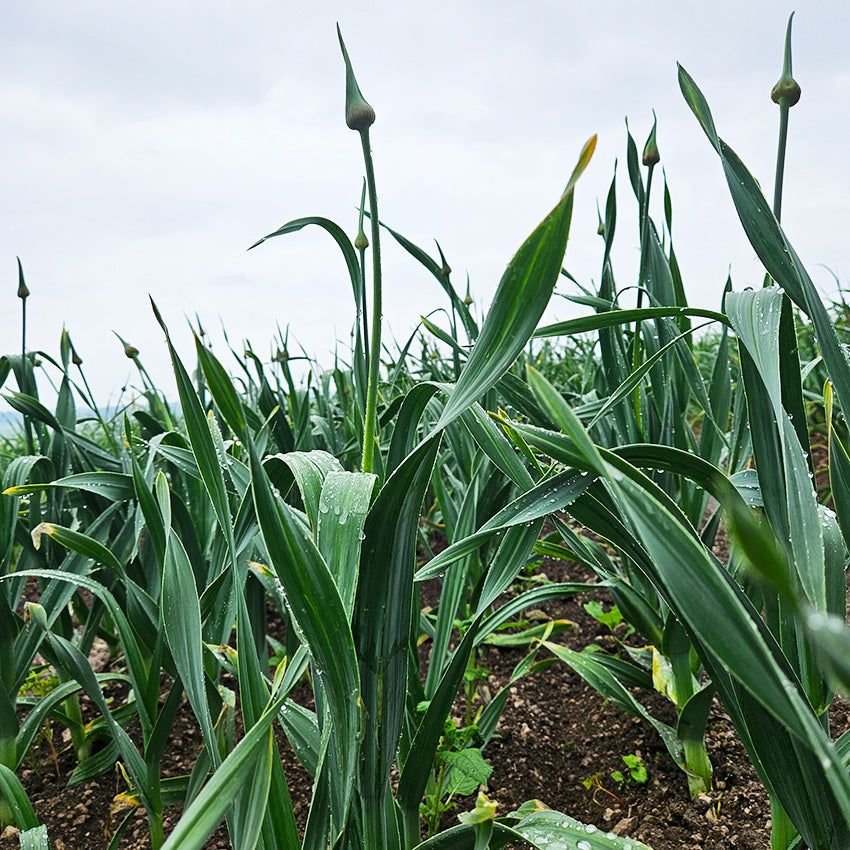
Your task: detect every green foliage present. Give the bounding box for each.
[419,718,492,837]
[583,600,625,633]
[3,13,850,850]
[611,753,648,788]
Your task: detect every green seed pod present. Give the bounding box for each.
[337,25,375,132]
[772,13,801,107]
[16,257,29,300]
[354,228,369,251]
[771,76,801,107]
[124,344,139,359]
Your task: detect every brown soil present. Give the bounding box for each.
[2,535,847,849]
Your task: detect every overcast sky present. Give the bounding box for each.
[2,2,849,415]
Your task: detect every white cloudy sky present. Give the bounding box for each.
[1,2,849,413]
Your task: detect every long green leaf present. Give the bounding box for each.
[162,531,218,763]
[317,471,376,617]
[397,615,485,818]
[380,222,479,343]
[249,438,360,838]
[415,470,591,581]
[678,64,850,420]
[0,763,39,830]
[535,305,727,338]
[2,569,154,736]
[249,216,362,311]
[29,522,125,574]
[434,136,595,431]
[2,472,133,501]
[354,436,440,846]
[151,300,237,565]
[161,697,284,850]
[612,473,850,845]
[728,288,828,611]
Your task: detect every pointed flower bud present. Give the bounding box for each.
[642,112,660,167]
[124,344,139,359]
[435,242,451,278]
[16,257,29,300]
[355,178,369,250]
[337,24,375,132]
[771,13,801,107]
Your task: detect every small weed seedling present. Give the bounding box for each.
[582,773,623,808]
[584,600,634,641]
[610,753,648,790]
[420,717,492,838]
[583,753,647,806]
[462,654,491,728]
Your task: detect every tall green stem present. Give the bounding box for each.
[632,162,655,431]
[356,178,370,360]
[360,127,382,474]
[773,103,790,222]
[771,13,800,223]
[17,258,34,454]
[338,25,380,473]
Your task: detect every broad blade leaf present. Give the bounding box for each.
[435,137,595,431]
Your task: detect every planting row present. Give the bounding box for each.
[2,16,850,850]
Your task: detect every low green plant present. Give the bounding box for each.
[610,753,647,789]
[582,755,646,807]
[419,718,491,838]
[461,653,490,729]
[584,600,633,641]
[19,665,58,701]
